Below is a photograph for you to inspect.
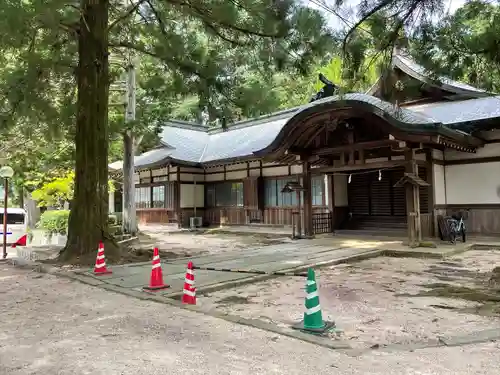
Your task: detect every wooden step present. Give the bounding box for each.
[345,215,408,231]
[335,229,406,237]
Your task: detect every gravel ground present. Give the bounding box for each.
[0,265,499,375]
[201,250,500,349]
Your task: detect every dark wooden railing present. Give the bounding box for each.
[312,212,332,234]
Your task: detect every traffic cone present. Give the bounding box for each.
[143,247,169,291]
[292,268,335,334]
[182,261,196,305]
[93,241,112,275]
[11,234,27,248]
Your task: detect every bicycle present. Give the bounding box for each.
[446,210,469,245]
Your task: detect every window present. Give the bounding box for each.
[0,213,25,225]
[135,187,151,209]
[152,186,165,208]
[311,175,324,206]
[152,176,168,182]
[264,176,324,207]
[265,179,299,207]
[135,184,169,209]
[205,182,243,207]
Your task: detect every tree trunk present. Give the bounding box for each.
[122,131,138,235]
[17,186,24,209]
[24,194,40,229]
[60,0,118,262]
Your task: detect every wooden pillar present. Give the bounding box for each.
[302,159,313,237]
[327,174,335,232]
[296,190,302,237]
[404,149,422,244]
[174,180,181,228]
[425,149,436,237]
[347,131,355,165]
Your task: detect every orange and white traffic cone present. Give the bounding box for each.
[93,241,112,275]
[182,261,196,305]
[143,247,170,291]
[11,234,27,248]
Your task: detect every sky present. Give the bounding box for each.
[305,0,469,30]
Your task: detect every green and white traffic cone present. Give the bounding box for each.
[292,268,335,334]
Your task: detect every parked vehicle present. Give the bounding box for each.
[0,208,27,245]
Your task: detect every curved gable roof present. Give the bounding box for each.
[253,93,481,158]
[393,54,489,97]
[111,95,499,171]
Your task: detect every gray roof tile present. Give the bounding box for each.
[303,93,436,125]
[113,94,500,171]
[394,54,488,95]
[201,114,294,163]
[159,125,208,163]
[407,96,500,127]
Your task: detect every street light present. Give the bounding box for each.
[0,166,14,259]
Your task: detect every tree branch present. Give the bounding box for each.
[108,0,149,31]
[342,0,394,53]
[202,21,252,47]
[166,0,287,38]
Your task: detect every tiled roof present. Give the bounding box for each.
[299,93,436,126]
[407,96,500,129]
[201,110,296,163]
[159,123,208,163]
[110,55,498,171]
[113,94,499,171]
[393,54,489,96]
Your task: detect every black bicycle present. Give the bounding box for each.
[446,210,469,245]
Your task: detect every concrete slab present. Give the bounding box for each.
[88,245,374,295]
[80,264,151,278]
[64,234,495,299]
[162,243,341,266]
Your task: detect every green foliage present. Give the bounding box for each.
[410,0,500,92]
[31,171,74,208]
[334,0,500,96]
[108,213,122,225]
[115,2,335,124]
[37,210,70,235]
[314,56,380,93]
[0,0,335,256]
[30,171,115,208]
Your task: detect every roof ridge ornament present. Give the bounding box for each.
[309,73,339,102]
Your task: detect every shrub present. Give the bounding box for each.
[108,213,123,225]
[37,210,70,235]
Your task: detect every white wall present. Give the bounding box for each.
[445,162,500,204]
[434,143,500,205]
[334,175,348,206]
[180,184,204,208]
[433,163,446,205]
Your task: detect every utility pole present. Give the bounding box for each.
[122,55,138,235]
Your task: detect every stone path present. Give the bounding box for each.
[75,241,382,297]
[71,233,489,298]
